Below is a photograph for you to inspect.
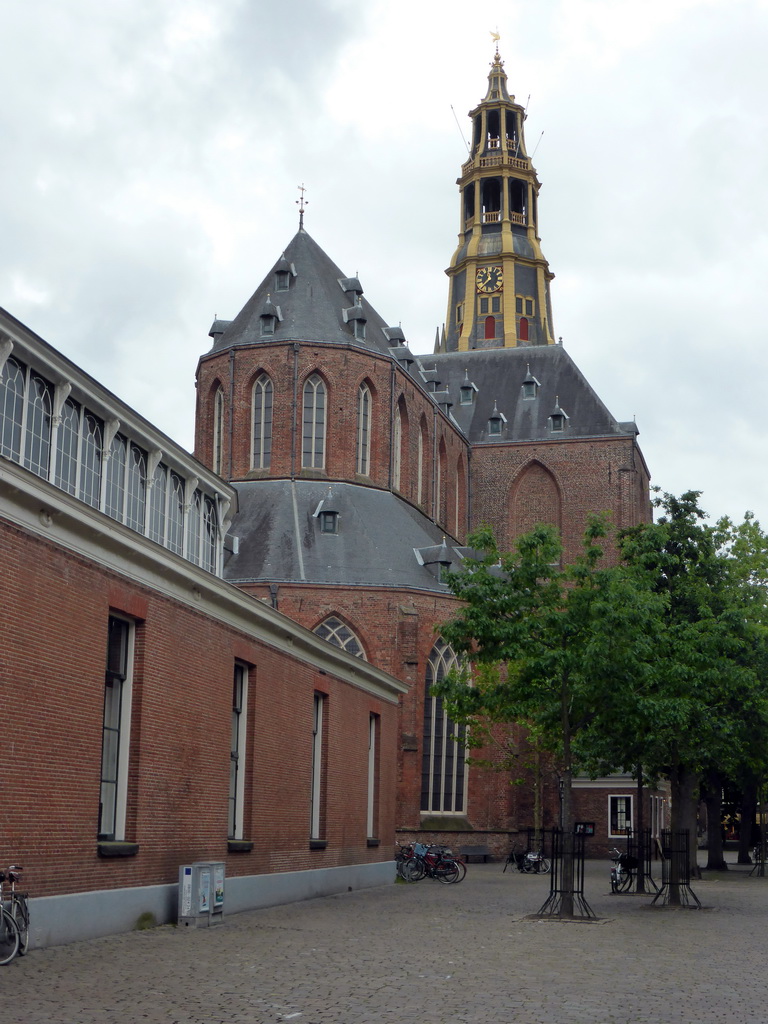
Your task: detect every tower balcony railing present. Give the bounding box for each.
[465,210,528,230]
[460,153,531,179]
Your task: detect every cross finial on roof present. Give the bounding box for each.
[296,183,308,229]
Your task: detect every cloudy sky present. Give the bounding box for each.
[3,0,767,526]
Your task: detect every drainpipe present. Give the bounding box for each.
[388,361,396,490]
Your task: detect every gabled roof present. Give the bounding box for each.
[428,344,637,443]
[206,229,403,357]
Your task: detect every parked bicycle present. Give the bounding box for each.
[395,841,420,882]
[504,846,550,874]
[0,866,28,965]
[610,848,637,893]
[406,843,466,883]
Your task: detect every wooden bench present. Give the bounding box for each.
[458,844,492,863]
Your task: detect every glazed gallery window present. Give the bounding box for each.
[251,374,273,470]
[99,616,134,841]
[420,639,467,815]
[302,374,326,469]
[609,795,633,837]
[229,663,248,840]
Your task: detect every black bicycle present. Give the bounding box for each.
[610,849,637,893]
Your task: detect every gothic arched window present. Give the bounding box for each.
[0,355,25,461]
[420,639,467,815]
[55,397,80,495]
[356,382,371,476]
[302,373,326,469]
[314,616,367,660]
[213,387,225,475]
[251,373,273,470]
[24,373,53,478]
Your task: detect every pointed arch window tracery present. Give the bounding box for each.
[314,616,367,660]
[421,639,467,815]
[252,373,273,470]
[356,382,371,476]
[302,373,326,469]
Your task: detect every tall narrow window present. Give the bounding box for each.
[79,413,103,509]
[484,316,496,340]
[148,462,168,545]
[356,382,371,476]
[55,397,81,495]
[229,663,248,840]
[213,387,225,475]
[519,317,529,342]
[0,355,25,462]
[167,472,185,555]
[187,490,202,565]
[24,373,53,478]
[252,374,273,470]
[202,495,218,574]
[310,693,327,843]
[125,443,147,533]
[367,713,380,840]
[392,403,402,492]
[302,374,326,469]
[421,639,467,815]
[105,434,127,521]
[99,616,133,841]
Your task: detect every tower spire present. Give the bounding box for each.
[443,49,555,353]
[296,183,308,229]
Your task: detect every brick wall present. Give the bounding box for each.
[1,518,399,900]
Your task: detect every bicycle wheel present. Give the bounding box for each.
[453,859,467,882]
[12,899,29,955]
[404,856,426,882]
[0,909,20,965]
[610,867,620,893]
[617,868,633,892]
[436,860,460,883]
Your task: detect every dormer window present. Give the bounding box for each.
[353,319,366,341]
[460,386,474,405]
[319,511,338,534]
[522,365,540,400]
[260,294,280,337]
[275,270,290,291]
[488,400,505,436]
[549,396,568,433]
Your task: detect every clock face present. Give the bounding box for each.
[476,265,503,292]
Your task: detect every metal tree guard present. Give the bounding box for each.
[651,829,701,907]
[537,829,596,919]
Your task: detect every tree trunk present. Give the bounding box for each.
[703,770,727,871]
[738,779,758,865]
[635,767,646,893]
[669,765,700,903]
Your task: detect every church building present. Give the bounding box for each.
[0,47,657,948]
[194,48,654,854]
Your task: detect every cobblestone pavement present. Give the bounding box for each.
[5,858,768,1024]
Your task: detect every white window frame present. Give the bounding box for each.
[310,693,326,840]
[608,794,633,838]
[229,663,248,841]
[367,713,379,840]
[99,615,135,842]
[356,382,371,476]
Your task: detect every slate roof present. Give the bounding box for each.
[224,479,465,592]
[206,229,405,357]
[426,344,637,444]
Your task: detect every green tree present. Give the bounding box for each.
[617,493,768,886]
[435,514,661,917]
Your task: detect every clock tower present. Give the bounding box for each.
[442,45,556,352]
